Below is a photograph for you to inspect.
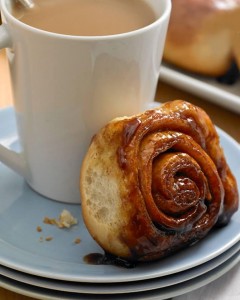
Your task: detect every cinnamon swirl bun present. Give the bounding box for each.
[80,100,239,262]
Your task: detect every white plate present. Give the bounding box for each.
[0,252,239,300]
[0,107,240,283]
[159,64,240,114]
[0,242,239,294]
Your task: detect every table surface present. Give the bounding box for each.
[0,49,239,300]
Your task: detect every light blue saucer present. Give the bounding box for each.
[0,107,240,283]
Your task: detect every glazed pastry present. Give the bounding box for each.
[163,0,240,76]
[80,100,239,262]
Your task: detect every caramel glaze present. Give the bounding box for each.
[116,100,238,262]
[84,252,136,268]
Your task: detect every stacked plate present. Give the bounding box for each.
[0,107,240,300]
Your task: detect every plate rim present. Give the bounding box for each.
[159,64,240,114]
[0,242,239,294]
[0,252,239,300]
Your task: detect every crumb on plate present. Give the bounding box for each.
[74,238,81,244]
[36,226,42,232]
[43,209,78,229]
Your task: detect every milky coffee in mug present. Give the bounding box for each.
[14,0,157,36]
[0,0,171,203]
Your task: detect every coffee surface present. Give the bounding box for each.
[13,0,156,36]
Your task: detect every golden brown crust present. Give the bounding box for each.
[163,0,240,76]
[80,100,239,262]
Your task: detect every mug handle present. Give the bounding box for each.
[0,24,27,178]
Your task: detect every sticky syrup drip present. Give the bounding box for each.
[83,252,136,268]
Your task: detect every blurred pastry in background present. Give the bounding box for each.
[163,0,240,83]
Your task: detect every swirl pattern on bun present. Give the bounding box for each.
[80,100,239,262]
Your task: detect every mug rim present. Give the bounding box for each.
[0,0,171,40]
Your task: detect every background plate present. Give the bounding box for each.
[159,64,240,114]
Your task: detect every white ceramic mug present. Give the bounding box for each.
[0,0,171,203]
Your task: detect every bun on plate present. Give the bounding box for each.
[80,100,239,262]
